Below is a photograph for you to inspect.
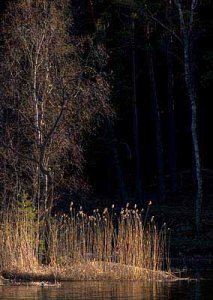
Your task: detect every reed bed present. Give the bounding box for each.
[0,201,175,282]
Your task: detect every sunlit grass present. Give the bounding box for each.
[0,201,175,281]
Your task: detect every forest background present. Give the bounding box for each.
[0,0,213,258]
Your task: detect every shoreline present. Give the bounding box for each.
[0,257,213,286]
[0,262,178,285]
[2,257,212,286]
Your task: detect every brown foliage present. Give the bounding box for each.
[0,0,112,210]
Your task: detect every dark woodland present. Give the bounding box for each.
[0,0,213,260]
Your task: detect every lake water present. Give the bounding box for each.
[0,271,212,299]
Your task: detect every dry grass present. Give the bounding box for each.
[0,202,174,282]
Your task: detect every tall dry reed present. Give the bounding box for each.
[0,200,172,281]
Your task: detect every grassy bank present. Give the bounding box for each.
[0,201,174,282]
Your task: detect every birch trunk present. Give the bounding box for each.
[175,0,202,235]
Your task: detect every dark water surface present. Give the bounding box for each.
[0,272,212,300]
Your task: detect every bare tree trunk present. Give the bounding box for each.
[175,0,202,236]
[167,37,177,193]
[131,17,143,203]
[72,0,95,34]
[107,120,127,203]
[145,22,165,202]
[166,0,177,193]
[147,49,165,202]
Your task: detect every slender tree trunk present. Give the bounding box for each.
[145,22,165,202]
[147,49,165,202]
[87,0,96,32]
[166,1,177,193]
[72,0,95,34]
[175,0,202,236]
[131,17,143,203]
[32,51,43,207]
[107,120,127,203]
[167,37,177,193]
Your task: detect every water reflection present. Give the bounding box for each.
[0,275,212,300]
